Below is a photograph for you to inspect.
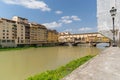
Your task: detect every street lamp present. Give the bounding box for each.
[110,7,117,47]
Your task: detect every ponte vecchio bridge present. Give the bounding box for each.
[58,32,111,46]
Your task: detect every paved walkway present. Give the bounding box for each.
[62,47,120,80]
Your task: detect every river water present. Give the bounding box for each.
[0,46,103,80]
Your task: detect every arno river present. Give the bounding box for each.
[0,46,105,80]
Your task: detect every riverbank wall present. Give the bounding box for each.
[62,47,120,80]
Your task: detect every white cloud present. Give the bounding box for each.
[55,10,63,14]
[61,16,81,21]
[43,22,62,29]
[2,0,51,11]
[43,15,81,29]
[78,27,92,31]
[60,19,72,24]
[60,15,80,24]
[71,16,81,21]
[61,16,70,20]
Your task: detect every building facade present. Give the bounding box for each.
[0,18,17,47]
[47,30,58,43]
[29,23,47,44]
[97,0,120,44]
[0,16,55,47]
[12,16,29,46]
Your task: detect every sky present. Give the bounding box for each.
[0,0,97,33]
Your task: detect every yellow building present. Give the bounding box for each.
[29,23,47,44]
[12,16,28,24]
[0,17,28,47]
[12,16,28,45]
[0,16,58,47]
[12,16,48,45]
[47,30,58,43]
[0,18,17,47]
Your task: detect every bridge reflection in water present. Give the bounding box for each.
[58,32,111,47]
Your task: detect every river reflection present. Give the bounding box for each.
[0,46,103,80]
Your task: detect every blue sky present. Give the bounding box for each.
[0,0,97,33]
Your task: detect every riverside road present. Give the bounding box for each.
[62,47,120,80]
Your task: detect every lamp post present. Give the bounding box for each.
[110,7,117,47]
